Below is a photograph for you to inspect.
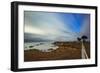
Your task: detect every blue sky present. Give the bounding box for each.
[24,11,90,42]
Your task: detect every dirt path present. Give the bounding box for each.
[81,42,89,59]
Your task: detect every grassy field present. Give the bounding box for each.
[24,41,90,62]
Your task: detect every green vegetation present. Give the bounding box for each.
[29,46,34,48]
[29,49,40,52]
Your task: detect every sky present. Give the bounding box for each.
[24,11,90,42]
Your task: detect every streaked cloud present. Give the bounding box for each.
[24,11,90,42]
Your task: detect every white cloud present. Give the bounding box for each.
[25,25,46,35]
[24,11,78,41]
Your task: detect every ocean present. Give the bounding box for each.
[24,42,58,52]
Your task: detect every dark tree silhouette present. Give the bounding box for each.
[77,37,81,41]
[81,35,88,42]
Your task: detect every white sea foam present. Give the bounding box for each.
[24,42,58,52]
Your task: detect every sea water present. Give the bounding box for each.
[24,42,58,52]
